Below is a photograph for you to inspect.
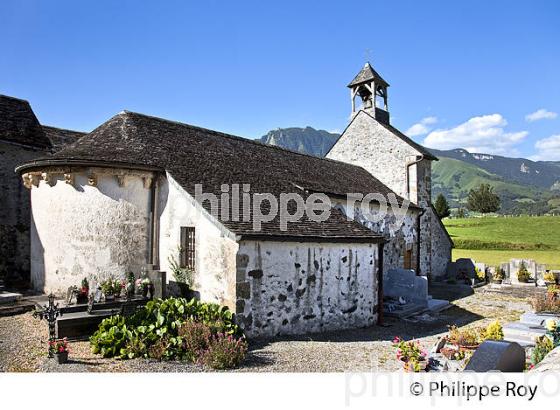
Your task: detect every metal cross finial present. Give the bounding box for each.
[364,48,372,63]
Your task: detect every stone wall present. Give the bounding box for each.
[0,142,50,284]
[236,240,379,337]
[331,197,419,277]
[429,207,452,278]
[327,111,426,200]
[27,167,153,294]
[158,173,238,310]
[326,110,451,277]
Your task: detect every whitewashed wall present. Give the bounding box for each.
[29,168,152,294]
[158,173,238,309]
[236,240,379,337]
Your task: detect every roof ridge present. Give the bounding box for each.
[0,94,31,104]
[117,110,365,168]
[42,124,88,134]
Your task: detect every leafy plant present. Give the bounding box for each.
[89,297,243,362]
[483,320,504,341]
[168,247,194,287]
[200,333,248,370]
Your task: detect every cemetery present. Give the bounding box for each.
[1,258,559,372]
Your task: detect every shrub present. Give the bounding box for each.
[531,335,554,366]
[530,294,560,314]
[483,321,504,341]
[475,267,486,282]
[90,297,244,364]
[200,333,248,370]
[178,320,212,362]
[544,271,557,283]
[493,268,505,281]
[447,325,483,347]
[517,262,531,283]
[148,336,171,361]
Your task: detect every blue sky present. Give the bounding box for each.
[1,0,559,160]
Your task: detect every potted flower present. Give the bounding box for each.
[392,337,428,372]
[136,277,151,298]
[493,268,505,284]
[544,271,557,286]
[125,271,135,299]
[517,262,531,283]
[447,325,482,351]
[49,338,70,364]
[77,277,89,304]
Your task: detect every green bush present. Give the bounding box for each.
[89,297,243,363]
[200,333,248,370]
[483,320,504,341]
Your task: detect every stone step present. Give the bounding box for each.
[0,292,22,305]
[503,322,547,345]
[384,302,427,319]
[503,335,536,347]
[427,298,451,313]
[519,312,560,327]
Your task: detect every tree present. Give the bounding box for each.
[434,193,451,219]
[466,183,500,214]
[455,208,467,218]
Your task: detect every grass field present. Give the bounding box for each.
[443,216,560,269]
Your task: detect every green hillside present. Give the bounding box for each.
[432,157,555,214]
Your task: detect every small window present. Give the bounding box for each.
[403,249,413,270]
[180,227,195,270]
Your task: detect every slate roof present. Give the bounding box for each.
[42,126,86,151]
[17,111,416,241]
[0,95,52,149]
[348,62,389,88]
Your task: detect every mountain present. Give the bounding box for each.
[259,127,339,157]
[258,127,560,214]
[429,148,560,190]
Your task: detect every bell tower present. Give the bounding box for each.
[348,62,390,125]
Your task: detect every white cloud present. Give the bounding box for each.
[525,109,557,122]
[422,114,528,155]
[405,116,438,137]
[531,134,560,161]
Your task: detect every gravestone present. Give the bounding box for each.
[455,258,476,280]
[464,340,525,372]
[147,270,167,299]
[384,268,428,306]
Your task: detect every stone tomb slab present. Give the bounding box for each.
[464,340,526,372]
[384,269,428,306]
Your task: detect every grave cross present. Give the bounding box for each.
[33,293,62,357]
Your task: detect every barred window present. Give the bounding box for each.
[180,227,195,270]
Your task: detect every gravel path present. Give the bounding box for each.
[0,286,531,373]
